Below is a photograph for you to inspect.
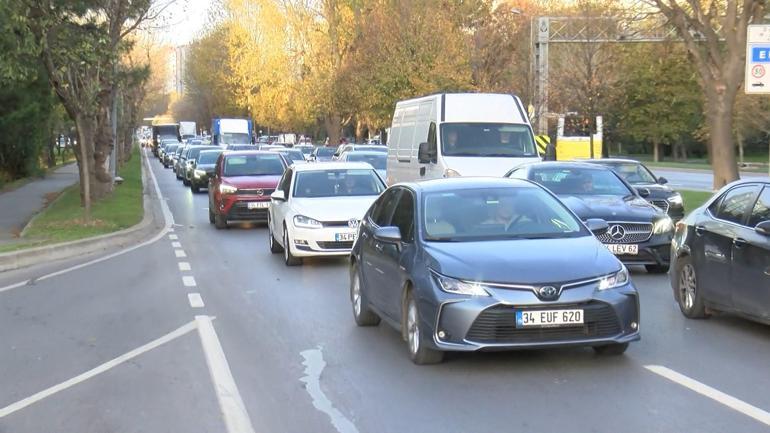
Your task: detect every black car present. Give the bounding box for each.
[182,145,220,186]
[508,162,674,273]
[350,177,640,364]
[311,146,336,162]
[190,149,224,193]
[671,180,770,322]
[589,158,684,221]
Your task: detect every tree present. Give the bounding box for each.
[650,0,766,188]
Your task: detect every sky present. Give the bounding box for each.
[158,0,216,46]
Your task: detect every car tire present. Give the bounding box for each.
[645,264,670,274]
[283,226,301,266]
[593,343,629,356]
[268,219,283,254]
[675,255,709,319]
[183,179,190,186]
[350,264,380,326]
[208,207,215,224]
[214,212,227,229]
[191,185,200,194]
[404,291,443,365]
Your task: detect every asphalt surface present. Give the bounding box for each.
[2,150,770,433]
[653,168,767,192]
[0,164,78,244]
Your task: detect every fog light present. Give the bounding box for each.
[630,322,638,330]
[438,331,446,339]
[294,239,308,245]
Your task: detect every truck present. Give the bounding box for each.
[179,121,197,141]
[152,123,180,155]
[211,118,253,146]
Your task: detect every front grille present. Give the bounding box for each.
[227,202,269,221]
[236,188,275,196]
[649,199,670,214]
[316,241,354,250]
[322,220,355,228]
[596,222,653,244]
[465,302,621,344]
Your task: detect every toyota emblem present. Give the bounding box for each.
[608,224,626,240]
[538,286,558,299]
[255,189,264,196]
[348,218,360,229]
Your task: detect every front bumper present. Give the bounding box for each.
[290,226,358,257]
[220,196,271,222]
[421,278,640,352]
[602,233,672,266]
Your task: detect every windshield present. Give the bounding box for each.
[187,147,216,160]
[166,144,179,153]
[279,150,305,163]
[345,153,386,170]
[228,145,257,151]
[440,123,537,157]
[223,154,285,176]
[220,133,251,145]
[315,147,336,157]
[607,163,658,185]
[529,167,633,196]
[355,146,386,153]
[423,187,585,241]
[297,146,313,155]
[198,151,222,164]
[293,169,385,198]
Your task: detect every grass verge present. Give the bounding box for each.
[681,190,713,214]
[12,146,143,247]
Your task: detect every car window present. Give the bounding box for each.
[611,163,657,184]
[370,188,401,227]
[344,153,386,170]
[423,186,586,241]
[278,169,293,192]
[529,167,632,196]
[440,123,537,157]
[293,169,385,198]
[713,185,760,225]
[748,187,770,227]
[198,151,222,164]
[223,154,285,177]
[390,190,415,242]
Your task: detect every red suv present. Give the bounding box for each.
[209,151,288,229]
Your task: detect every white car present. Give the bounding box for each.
[268,162,386,266]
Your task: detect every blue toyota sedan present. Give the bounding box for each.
[350,177,640,364]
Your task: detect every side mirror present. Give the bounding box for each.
[271,190,286,202]
[585,218,609,236]
[637,187,651,198]
[657,177,668,185]
[373,226,402,243]
[755,220,770,236]
[418,142,436,164]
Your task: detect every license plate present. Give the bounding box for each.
[515,309,584,327]
[606,244,639,255]
[247,201,269,209]
[335,232,356,242]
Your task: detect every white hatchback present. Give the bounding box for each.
[268,162,386,266]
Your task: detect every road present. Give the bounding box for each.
[653,168,767,192]
[2,149,770,433]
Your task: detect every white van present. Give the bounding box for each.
[385,93,540,184]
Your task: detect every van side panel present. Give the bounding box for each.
[387,96,440,185]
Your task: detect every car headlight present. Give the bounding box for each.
[293,215,322,229]
[219,183,237,194]
[667,193,683,206]
[431,271,490,296]
[443,168,461,178]
[187,160,195,166]
[194,169,206,178]
[653,216,674,234]
[598,266,629,290]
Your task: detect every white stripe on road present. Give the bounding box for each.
[645,365,770,427]
[171,241,182,248]
[169,234,178,240]
[195,315,256,433]
[300,348,359,433]
[175,249,187,258]
[0,320,197,418]
[178,262,191,271]
[182,276,197,287]
[188,293,205,308]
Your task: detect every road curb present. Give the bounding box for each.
[0,152,164,273]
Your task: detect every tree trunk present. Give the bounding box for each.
[709,102,739,189]
[75,115,92,222]
[355,119,365,143]
[653,140,660,162]
[737,130,744,166]
[324,113,342,145]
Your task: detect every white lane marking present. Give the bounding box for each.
[645,365,770,427]
[0,320,197,418]
[175,249,187,258]
[188,293,205,308]
[300,348,359,433]
[171,241,182,248]
[169,234,178,240]
[178,262,191,271]
[182,276,197,287]
[0,149,175,294]
[195,315,256,433]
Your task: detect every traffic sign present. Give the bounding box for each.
[745,25,770,94]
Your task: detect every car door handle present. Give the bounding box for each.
[374,243,384,252]
[694,226,706,236]
[733,238,748,248]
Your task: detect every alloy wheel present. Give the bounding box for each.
[352,274,362,317]
[679,263,696,311]
[407,300,420,356]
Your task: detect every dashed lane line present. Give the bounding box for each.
[175,249,187,258]
[178,262,191,271]
[182,276,197,287]
[171,241,182,248]
[188,293,205,308]
[169,234,178,240]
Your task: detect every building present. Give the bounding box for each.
[173,45,189,95]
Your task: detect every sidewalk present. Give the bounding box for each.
[0,164,79,245]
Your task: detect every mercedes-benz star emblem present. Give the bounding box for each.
[538,286,558,299]
[255,189,264,196]
[348,218,360,229]
[608,224,626,240]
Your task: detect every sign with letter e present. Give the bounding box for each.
[746,25,770,94]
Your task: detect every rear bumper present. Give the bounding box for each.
[219,196,271,222]
[602,233,672,267]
